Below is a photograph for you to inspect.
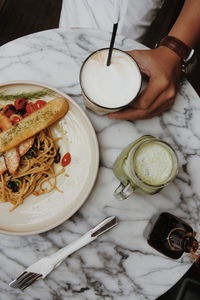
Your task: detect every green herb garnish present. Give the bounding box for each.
[0,89,54,101]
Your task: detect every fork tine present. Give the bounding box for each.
[9,272,42,290]
[20,273,42,290]
[10,272,34,288]
[15,272,39,289]
[9,272,28,288]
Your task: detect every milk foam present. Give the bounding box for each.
[134,142,173,186]
[81,49,141,108]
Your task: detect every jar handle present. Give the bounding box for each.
[114,182,135,200]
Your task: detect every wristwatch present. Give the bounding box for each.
[156,35,196,73]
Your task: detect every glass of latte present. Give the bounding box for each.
[113,135,178,200]
[80,48,142,115]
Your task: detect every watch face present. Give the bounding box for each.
[182,52,197,74]
[185,49,195,62]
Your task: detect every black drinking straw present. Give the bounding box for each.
[106,23,118,66]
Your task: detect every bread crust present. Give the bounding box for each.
[0,97,69,152]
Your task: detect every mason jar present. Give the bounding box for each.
[113,135,178,200]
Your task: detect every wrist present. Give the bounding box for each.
[159,36,193,61]
[155,35,195,73]
[155,46,182,66]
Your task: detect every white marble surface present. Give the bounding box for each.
[0,28,199,300]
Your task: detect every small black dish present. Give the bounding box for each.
[176,278,200,300]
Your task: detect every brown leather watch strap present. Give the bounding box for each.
[158,36,192,61]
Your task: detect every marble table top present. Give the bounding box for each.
[0,28,200,300]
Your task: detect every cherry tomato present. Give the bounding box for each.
[26,102,37,115]
[3,104,16,117]
[10,114,22,124]
[14,98,28,110]
[61,152,71,167]
[35,100,46,110]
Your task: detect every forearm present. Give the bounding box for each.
[169,0,200,47]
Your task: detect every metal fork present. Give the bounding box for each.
[9,216,118,290]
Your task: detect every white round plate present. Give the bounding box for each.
[0,81,99,235]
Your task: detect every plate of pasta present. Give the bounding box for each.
[0,81,99,235]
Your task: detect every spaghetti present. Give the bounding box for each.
[0,128,64,210]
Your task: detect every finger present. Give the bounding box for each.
[108,90,175,120]
[138,88,175,113]
[126,50,150,75]
[148,102,173,118]
[108,107,150,120]
[145,92,175,118]
[131,77,168,110]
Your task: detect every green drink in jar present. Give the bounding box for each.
[113,135,178,199]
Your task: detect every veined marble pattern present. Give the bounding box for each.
[0,28,199,300]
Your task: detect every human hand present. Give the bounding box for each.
[108,46,182,120]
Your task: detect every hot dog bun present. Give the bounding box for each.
[0,97,69,152]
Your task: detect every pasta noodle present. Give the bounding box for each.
[0,128,64,210]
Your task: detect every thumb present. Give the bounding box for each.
[126,50,149,75]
